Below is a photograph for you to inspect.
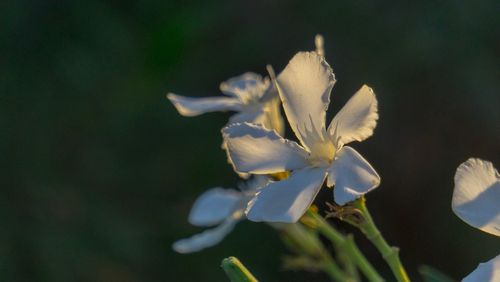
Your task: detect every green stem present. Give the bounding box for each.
[306,210,384,282]
[335,245,359,281]
[282,223,350,281]
[352,197,410,282]
[221,256,258,282]
[320,257,352,282]
[320,254,351,282]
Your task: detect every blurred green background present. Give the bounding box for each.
[1,0,499,281]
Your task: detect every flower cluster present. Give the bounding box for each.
[169,36,381,252]
[167,35,499,282]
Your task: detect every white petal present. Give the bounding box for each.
[463,254,500,282]
[172,219,237,254]
[167,93,242,117]
[246,167,327,223]
[276,51,335,151]
[219,72,269,102]
[237,175,271,192]
[189,188,242,227]
[229,109,265,125]
[452,158,500,236]
[328,85,378,147]
[327,146,380,205]
[223,123,309,174]
[227,98,284,136]
[315,34,325,57]
[261,97,286,136]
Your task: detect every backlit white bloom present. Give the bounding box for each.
[462,255,500,282]
[167,73,284,135]
[223,51,380,223]
[452,158,500,236]
[172,176,268,253]
[452,158,500,282]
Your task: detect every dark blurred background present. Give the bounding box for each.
[1,0,499,281]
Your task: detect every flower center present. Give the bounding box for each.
[308,140,336,167]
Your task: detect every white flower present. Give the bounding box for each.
[167,72,284,135]
[462,255,500,282]
[172,176,268,253]
[223,51,380,223]
[452,158,500,281]
[453,158,500,236]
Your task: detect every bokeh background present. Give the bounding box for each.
[1,0,499,281]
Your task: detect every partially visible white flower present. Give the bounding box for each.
[172,176,269,253]
[167,73,284,135]
[462,254,500,282]
[223,51,380,223]
[452,158,500,282]
[452,158,500,236]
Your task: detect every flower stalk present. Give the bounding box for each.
[303,209,384,282]
[351,197,410,282]
[221,256,259,282]
[281,223,350,281]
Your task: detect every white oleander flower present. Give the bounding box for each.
[167,73,284,135]
[222,51,380,223]
[172,176,269,253]
[452,158,500,282]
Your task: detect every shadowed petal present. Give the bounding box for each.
[167,93,242,117]
[246,167,327,223]
[276,51,335,151]
[328,85,378,147]
[463,254,500,282]
[452,158,500,236]
[327,146,380,205]
[223,123,309,174]
[172,219,237,254]
[189,188,242,227]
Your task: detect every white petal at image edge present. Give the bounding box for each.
[172,220,237,254]
[246,167,327,223]
[452,158,500,236]
[223,122,309,174]
[188,188,242,227]
[276,51,335,150]
[327,146,380,205]
[328,85,378,147]
[463,254,500,282]
[167,93,242,116]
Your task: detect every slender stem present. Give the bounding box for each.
[321,256,353,281]
[335,245,359,281]
[221,256,258,282]
[306,210,385,282]
[320,254,351,282]
[281,223,350,281]
[351,197,410,282]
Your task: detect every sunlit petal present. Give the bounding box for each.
[327,146,380,205]
[463,254,500,282]
[328,85,378,147]
[172,219,237,254]
[223,123,309,174]
[189,188,242,227]
[219,72,269,102]
[452,158,500,236]
[276,51,335,151]
[167,93,242,117]
[246,167,327,223]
